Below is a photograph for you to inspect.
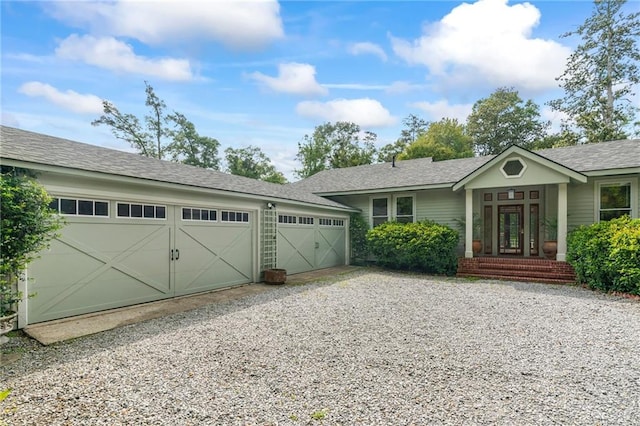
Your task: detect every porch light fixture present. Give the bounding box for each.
[267,202,276,209]
[508,188,515,200]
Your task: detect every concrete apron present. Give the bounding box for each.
[24,266,361,345]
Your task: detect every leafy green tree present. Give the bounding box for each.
[549,0,640,142]
[225,146,287,184]
[92,81,221,169]
[1,168,63,316]
[377,114,429,162]
[466,87,550,156]
[295,122,377,178]
[399,118,473,161]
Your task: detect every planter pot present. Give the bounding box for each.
[472,240,482,254]
[0,312,18,345]
[542,240,557,260]
[264,269,286,285]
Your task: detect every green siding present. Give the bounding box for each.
[416,189,465,229]
[567,181,595,228]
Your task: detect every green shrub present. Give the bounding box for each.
[567,216,640,295]
[366,220,459,275]
[349,212,369,265]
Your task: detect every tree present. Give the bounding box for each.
[377,114,429,162]
[399,118,474,161]
[549,0,640,143]
[224,146,287,184]
[92,82,221,169]
[295,122,377,179]
[1,168,62,316]
[466,87,550,155]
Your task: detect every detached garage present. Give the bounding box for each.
[1,126,355,326]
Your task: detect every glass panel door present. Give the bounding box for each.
[498,205,524,255]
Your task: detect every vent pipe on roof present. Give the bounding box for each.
[392,155,396,167]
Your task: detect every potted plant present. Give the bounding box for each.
[454,213,483,254]
[541,217,558,260]
[0,168,62,342]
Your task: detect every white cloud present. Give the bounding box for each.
[47,0,283,50]
[348,42,388,61]
[296,98,396,128]
[248,63,328,96]
[411,100,474,122]
[55,34,193,81]
[18,82,104,114]
[390,0,570,91]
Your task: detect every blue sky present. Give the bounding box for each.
[2,0,639,180]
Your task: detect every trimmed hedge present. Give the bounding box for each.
[567,216,640,295]
[367,220,459,275]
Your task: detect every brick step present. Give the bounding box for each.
[457,273,576,285]
[469,263,575,274]
[458,268,575,281]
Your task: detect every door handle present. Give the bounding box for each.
[175,249,180,260]
[315,242,320,249]
[170,249,174,261]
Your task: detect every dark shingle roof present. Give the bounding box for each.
[0,126,353,211]
[291,139,640,194]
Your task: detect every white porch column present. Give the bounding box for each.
[465,188,473,258]
[557,182,568,261]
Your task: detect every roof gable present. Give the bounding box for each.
[452,145,587,191]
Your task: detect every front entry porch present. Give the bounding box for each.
[457,257,576,284]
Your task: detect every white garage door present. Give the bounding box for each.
[27,198,254,324]
[276,214,346,275]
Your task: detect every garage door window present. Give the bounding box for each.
[117,202,166,219]
[222,210,249,223]
[182,207,217,221]
[50,197,109,217]
[299,216,314,225]
[279,215,296,224]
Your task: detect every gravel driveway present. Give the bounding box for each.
[2,270,639,425]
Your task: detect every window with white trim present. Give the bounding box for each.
[332,219,345,227]
[221,210,249,223]
[599,182,632,221]
[50,198,109,217]
[371,197,389,227]
[278,215,296,224]
[298,216,314,225]
[395,196,414,223]
[117,203,166,219]
[319,218,332,226]
[182,207,217,222]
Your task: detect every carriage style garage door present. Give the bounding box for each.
[276,214,346,275]
[27,199,254,324]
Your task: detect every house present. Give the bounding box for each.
[291,140,640,281]
[0,126,356,326]
[2,125,639,326]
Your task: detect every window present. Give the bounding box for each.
[371,198,388,227]
[319,218,332,226]
[395,196,414,223]
[222,210,249,223]
[599,182,632,221]
[278,215,296,224]
[182,207,217,222]
[298,216,314,225]
[49,198,109,217]
[500,157,527,178]
[332,219,344,227]
[117,203,166,219]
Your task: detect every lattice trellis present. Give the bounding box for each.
[261,208,277,271]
